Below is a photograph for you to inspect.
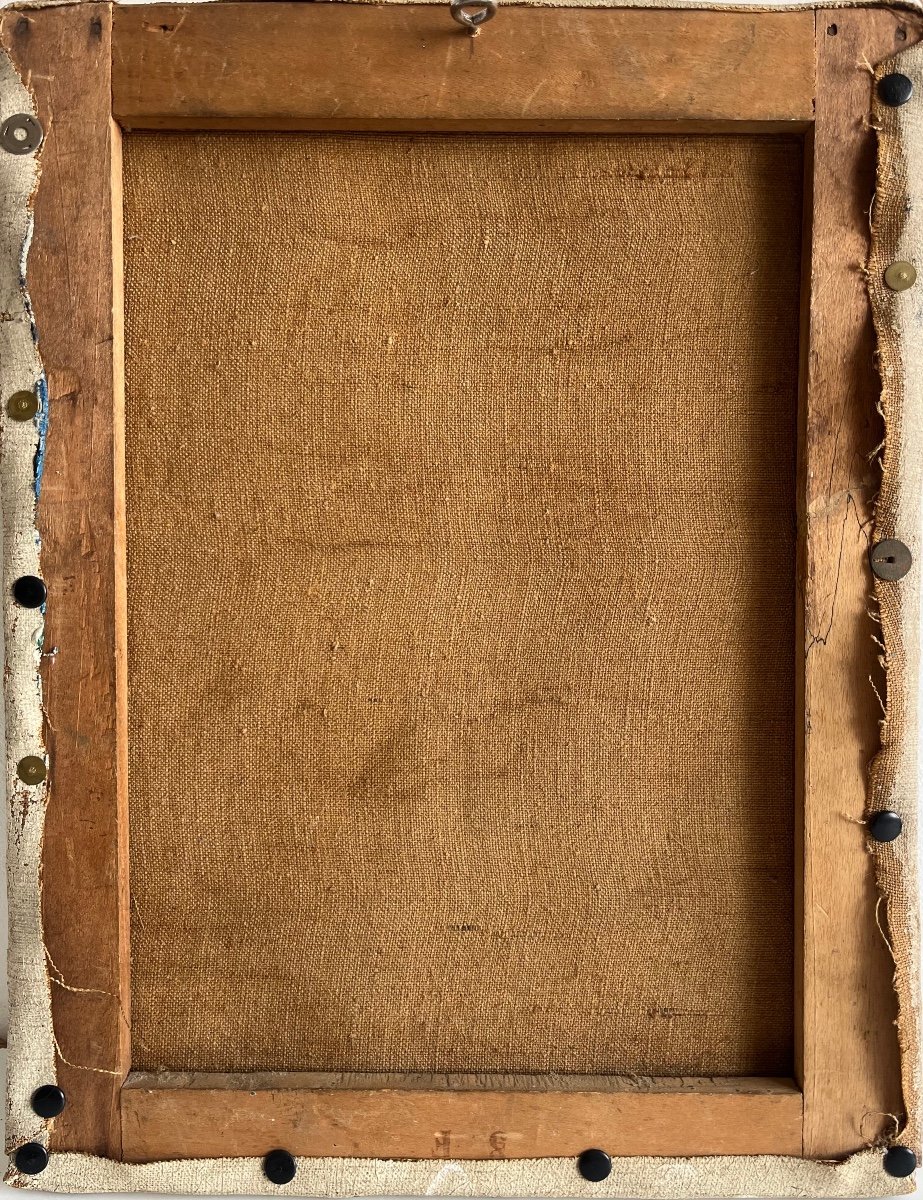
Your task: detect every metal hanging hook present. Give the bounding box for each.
[450,0,497,34]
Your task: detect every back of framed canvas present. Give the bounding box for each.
[1,3,921,1196]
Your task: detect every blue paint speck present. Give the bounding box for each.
[32,375,48,498]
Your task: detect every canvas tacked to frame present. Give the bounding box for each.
[0,4,920,1196]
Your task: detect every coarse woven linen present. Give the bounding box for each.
[122,131,801,1077]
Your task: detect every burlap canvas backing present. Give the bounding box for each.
[122,131,801,1077]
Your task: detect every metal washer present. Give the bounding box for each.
[869,538,913,581]
[6,389,38,421]
[878,72,914,107]
[12,574,46,609]
[577,1149,612,1182]
[17,755,46,786]
[883,1146,917,1179]
[30,1084,66,1119]
[884,260,917,292]
[868,809,903,843]
[0,113,43,155]
[14,1143,48,1176]
[263,1150,297,1186]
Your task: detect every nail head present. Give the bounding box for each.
[870,538,913,581]
[577,1149,612,1182]
[31,1085,65,1119]
[6,390,38,421]
[878,72,914,106]
[0,113,43,155]
[14,1142,48,1175]
[263,1149,296,1186]
[869,810,903,843]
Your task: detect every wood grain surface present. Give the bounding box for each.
[798,5,923,1160]
[121,1073,803,1161]
[112,4,815,130]
[0,2,130,1158]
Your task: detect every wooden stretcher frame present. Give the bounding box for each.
[0,0,917,1170]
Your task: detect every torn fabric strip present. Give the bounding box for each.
[868,36,923,1163]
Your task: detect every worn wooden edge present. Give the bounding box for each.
[111,4,815,130]
[793,62,814,1128]
[120,1075,804,1162]
[113,117,815,133]
[0,2,130,1158]
[797,5,923,1160]
[111,113,131,1164]
[123,1071,802,1095]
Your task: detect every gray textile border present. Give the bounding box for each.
[0,3,918,1196]
[0,19,54,1167]
[0,1149,916,1196]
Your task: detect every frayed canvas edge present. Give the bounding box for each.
[0,15,916,1200]
[868,39,923,1163]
